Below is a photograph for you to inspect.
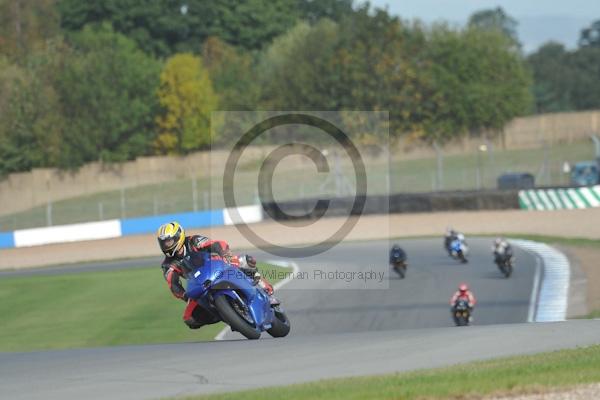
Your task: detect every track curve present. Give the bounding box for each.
[2,238,596,400]
[222,238,538,339]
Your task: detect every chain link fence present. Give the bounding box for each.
[0,139,594,232]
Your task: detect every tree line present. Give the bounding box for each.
[0,1,596,175]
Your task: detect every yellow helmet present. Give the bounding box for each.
[157,222,185,257]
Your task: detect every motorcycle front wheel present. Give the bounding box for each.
[267,306,291,338]
[214,295,261,340]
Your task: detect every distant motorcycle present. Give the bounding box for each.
[390,246,407,279]
[495,253,514,278]
[449,239,469,263]
[452,298,471,326]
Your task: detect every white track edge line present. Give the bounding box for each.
[511,239,570,322]
[526,253,542,323]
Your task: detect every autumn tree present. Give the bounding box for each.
[155,53,218,154]
[202,36,258,110]
[0,39,67,175]
[0,0,60,61]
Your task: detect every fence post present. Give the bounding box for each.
[486,139,495,187]
[46,202,52,226]
[192,178,198,212]
[433,142,443,190]
[120,187,126,219]
[385,146,391,195]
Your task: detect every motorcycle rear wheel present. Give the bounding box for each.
[393,263,406,279]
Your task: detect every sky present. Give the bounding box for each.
[370,0,600,53]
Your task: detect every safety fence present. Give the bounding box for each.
[2,186,598,249]
[519,185,600,210]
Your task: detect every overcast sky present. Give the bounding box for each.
[370,0,600,52]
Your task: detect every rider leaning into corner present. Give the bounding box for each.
[157,221,276,330]
[444,227,465,249]
[450,283,477,322]
[389,244,407,264]
[492,237,513,263]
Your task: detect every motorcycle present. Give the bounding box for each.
[390,248,407,279]
[185,253,291,340]
[391,259,407,279]
[449,239,469,263]
[495,253,514,278]
[452,298,471,326]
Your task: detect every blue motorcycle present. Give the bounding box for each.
[449,239,469,264]
[185,254,290,340]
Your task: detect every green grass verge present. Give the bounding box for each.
[585,310,600,319]
[178,345,600,400]
[0,263,286,352]
[0,140,592,231]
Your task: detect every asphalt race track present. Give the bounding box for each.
[224,238,538,338]
[1,238,599,400]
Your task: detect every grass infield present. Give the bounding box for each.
[0,263,286,352]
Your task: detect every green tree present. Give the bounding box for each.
[55,24,161,168]
[58,0,303,56]
[298,0,355,24]
[527,42,574,113]
[417,25,531,143]
[0,42,65,175]
[528,39,600,113]
[569,46,600,110]
[332,6,420,137]
[468,7,520,48]
[155,53,218,154]
[579,20,600,48]
[259,20,341,110]
[258,5,531,143]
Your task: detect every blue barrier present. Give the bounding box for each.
[120,210,224,236]
[0,206,257,249]
[0,232,14,249]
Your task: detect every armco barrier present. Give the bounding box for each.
[0,205,262,249]
[262,189,520,220]
[14,220,122,248]
[519,185,600,210]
